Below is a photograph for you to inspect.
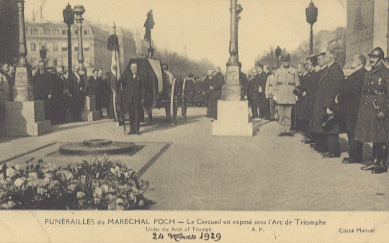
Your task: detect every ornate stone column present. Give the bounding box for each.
[13,0,33,102]
[2,0,51,136]
[212,0,253,137]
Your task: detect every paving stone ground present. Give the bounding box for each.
[0,107,388,211]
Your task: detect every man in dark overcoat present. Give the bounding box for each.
[256,64,269,119]
[203,70,212,107]
[248,69,261,119]
[296,64,310,134]
[48,66,66,124]
[67,65,87,122]
[207,67,224,120]
[312,51,344,158]
[238,62,248,100]
[335,54,366,163]
[354,47,389,174]
[121,62,145,134]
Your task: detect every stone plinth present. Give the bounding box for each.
[1,100,51,136]
[81,95,100,122]
[212,100,253,137]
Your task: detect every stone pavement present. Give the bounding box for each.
[0,107,388,211]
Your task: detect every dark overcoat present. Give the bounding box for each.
[312,62,344,134]
[296,73,310,121]
[338,67,366,129]
[248,75,261,106]
[354,62,389,143]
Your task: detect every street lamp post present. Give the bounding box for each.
[306,0,318,55]
[63,3,74,76]
[74,5,85,75]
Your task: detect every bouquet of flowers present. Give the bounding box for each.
[0,158,152,210]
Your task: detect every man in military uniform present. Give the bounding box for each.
[121,62,145,135]
[312,51,344,158]
[274,54,300,136]
[335,54,366,164]
[354,47,389,174]
[265,70,277,121]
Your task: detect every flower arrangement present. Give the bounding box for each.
[0,158,152,210]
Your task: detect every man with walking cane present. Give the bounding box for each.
[354,47,389,174]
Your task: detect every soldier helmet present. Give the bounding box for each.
[368,47,384,60]
[281,54,290,61]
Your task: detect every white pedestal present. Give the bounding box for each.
[81,95,100,122]
[212,100,253,137]
[1,100,51,136]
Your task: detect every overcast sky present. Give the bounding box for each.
[25,0,347,72]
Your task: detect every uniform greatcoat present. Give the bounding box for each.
[354,62,389,143]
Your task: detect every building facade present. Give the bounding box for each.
[25,20,137,75]
[346,0,389,66]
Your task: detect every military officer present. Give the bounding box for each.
[274,54,300,136]
[354,47,389,174]
[265,71,278,121]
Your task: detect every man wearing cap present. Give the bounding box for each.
[354,47,389,174]
[274,53,300,136]
[312,51,344,158]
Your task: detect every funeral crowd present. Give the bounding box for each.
[1,45,389,174]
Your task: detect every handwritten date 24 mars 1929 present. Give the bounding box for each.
[152,232,222,242]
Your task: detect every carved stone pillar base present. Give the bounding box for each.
[212,100,253,137]
[1,100,51,136]
[222,63,241,101]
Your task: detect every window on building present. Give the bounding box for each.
[84,45,89,52]
[53,59,58,67]
[84,30,88,35]
[44,29,50,35]
[62,46,68,51]
[62,30,66,35]
[31,29,38,35]
[75,30,78,35]
[31,43,36,51]
[53,44,58,52]
[53,29,59,35]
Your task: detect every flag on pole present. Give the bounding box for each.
[107,24,121,121]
